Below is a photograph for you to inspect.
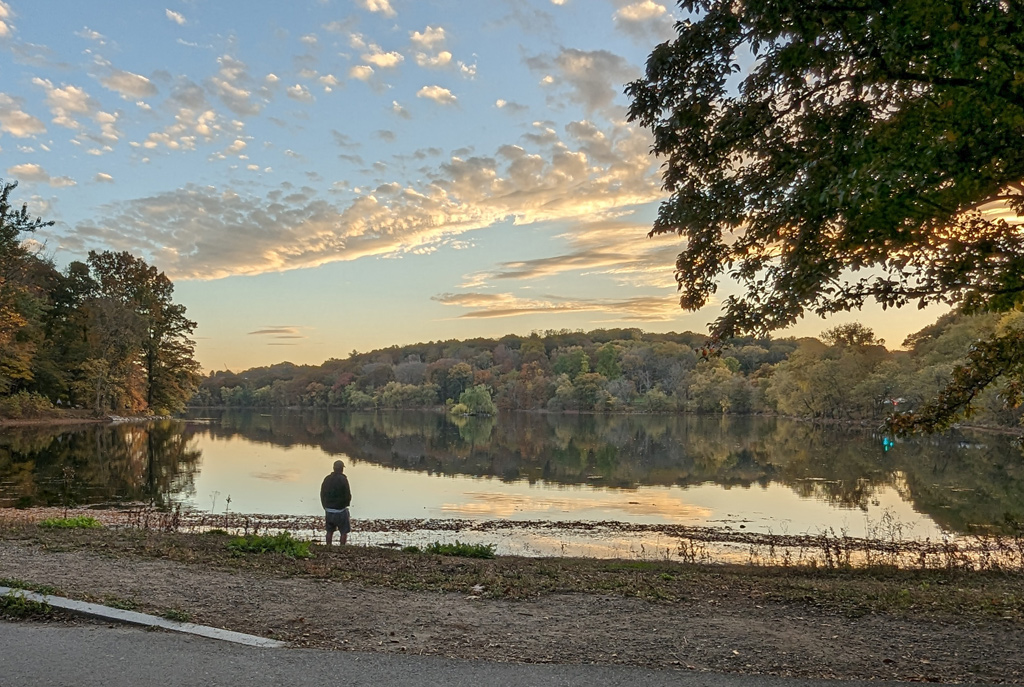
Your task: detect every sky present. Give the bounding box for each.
[0,0,949,372]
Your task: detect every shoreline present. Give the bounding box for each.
[2,521,1023,683]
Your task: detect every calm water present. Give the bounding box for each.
[3,410,1024,548]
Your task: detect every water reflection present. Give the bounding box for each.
[0,420,200,508]
[1,410,1023,536]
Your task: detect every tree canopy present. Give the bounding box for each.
[0,179,200,416]
[626,0,1024,432]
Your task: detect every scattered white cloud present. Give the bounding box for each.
[165,9,186,25]
[7,162,76,188]
[300,33,318,46]
[495,98,528,114]
[362,45,404,68]
[209,55,263,117]
[286,84,313,102]
[432,291,679,321]
[612,0,674,42]
[349,65,374,81]
[391,100,410,119]
[410,26,445,50]
[415,51,452,68]
[416,85,456,105]
[527,48,637,113]
[100,68,158,98]
[0,94,46,137]
[76,27,106,43]
[95,172,114,183]
[356,0,396,18]
[0,0,13,38]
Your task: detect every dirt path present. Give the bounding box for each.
[2,533,1023,684]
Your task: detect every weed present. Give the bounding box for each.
[402,545,421,553]
[39,516,103,530]
[424,541,496,559]
[228,532,313,559]
[103,596,138,611]
[0,578,60,596]
[205,529,229,536]
[0,591,53,619]
[162,608,191,622]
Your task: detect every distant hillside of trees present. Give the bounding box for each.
[193,313,1024,430]
[0,180,201,418]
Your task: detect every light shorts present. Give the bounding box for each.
[324,508,351,534]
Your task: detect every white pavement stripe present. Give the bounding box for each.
[0,586,286,648]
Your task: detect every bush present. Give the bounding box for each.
[424,540,496,559]
[227,532,312,558]
[0,591,53,619]
[39,516,103,529]
[0,391,54,419]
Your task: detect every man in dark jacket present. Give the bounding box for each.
[320,459,352,545]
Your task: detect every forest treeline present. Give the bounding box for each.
[0,181,200,417]
[194,312,1024,429]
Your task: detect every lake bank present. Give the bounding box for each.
[2,521,1023,683]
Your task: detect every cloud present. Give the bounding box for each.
[31,78,96,129]
[0,94,46,137]
[391,100,410,119]
[209,55,264,117]
[355,0,396,17]
[248,326,304,337]
[76,27,106,44]
[67,117,663,280]
[0,0,12,38]
[410,26,445,50]
[495,99,528,114]
[286,84,313,102]
[100,68,158,98]
[431,291,680,321]
[94,172,114,183]
[527,48,637,114]
[7,162,76,188]
[362,45,404,68]
[415,51,452,69]
[165,9,186,25]
[612,0,675,42]
[349,65,374,81]
[416,85,456,105]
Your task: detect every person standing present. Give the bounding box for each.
[320,459,352,545]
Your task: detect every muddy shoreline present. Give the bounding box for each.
[2,519,1024,683]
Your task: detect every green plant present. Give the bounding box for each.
[0,591,53,619]
[0,578,60,596]
[0,391,54,419]
[39,516,104,530]
[227,532,312,559]
[424,540,496,559]
[103,596,138,611]
[162,608,191,622]
[401,545,421,554]
[204,528,229,536]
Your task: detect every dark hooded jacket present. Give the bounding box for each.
[320,472,351,510]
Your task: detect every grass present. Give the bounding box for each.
[39,516,103,530]
[424,540,496,559]
[161,608,191,622]
[0,577,61,596]
[227,531,313,559]
[0,590,53,619]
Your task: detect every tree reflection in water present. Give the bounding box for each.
[0,420,201,509]
[2,411,1022,534]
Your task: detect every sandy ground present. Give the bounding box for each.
[2,531,1024,684]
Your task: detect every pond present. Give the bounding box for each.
[3,410,1023,559]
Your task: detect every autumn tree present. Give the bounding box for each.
[0,180,53,393]
[626,0,1024,431]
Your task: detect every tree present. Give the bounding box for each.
[626,0,1024,431]
[82,251,201,414]
[0,180,53,393]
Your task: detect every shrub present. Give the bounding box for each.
[227,532,312,559]
[425,540,496,559]
[0,391,54,419]
[0,591,52,619]
[39,516,103,529]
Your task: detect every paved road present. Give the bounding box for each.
[0,621,976,687]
